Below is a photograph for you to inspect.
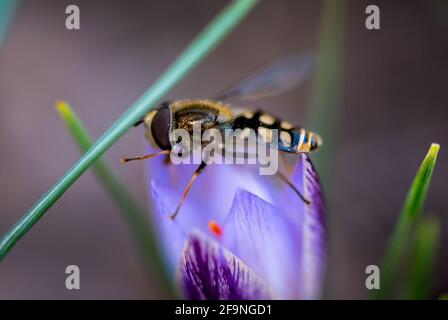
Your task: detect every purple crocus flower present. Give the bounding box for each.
[146,145,326,300]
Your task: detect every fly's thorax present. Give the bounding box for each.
[170,99,233,131]
[144,99,234,152]
[170,99,234,149]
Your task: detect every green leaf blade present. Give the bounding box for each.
[402,143,440,220]
[405,216,440,299]
[55,101,94,151]
[375,143,440,299]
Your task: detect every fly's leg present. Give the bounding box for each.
[170,161,207,220]
[276,170,311,205]
[120,150,170,163]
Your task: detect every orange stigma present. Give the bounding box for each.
[208,220,223,237]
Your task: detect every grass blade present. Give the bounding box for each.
[309,0,346,190]
[0,0,259,260]
[375,143,440,299]
[310,0,346,299]
[0,0,18,52]
[405,216,440,299]
[55,101,173,297]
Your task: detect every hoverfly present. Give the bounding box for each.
[122,53,322,219]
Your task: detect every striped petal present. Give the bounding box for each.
[298,153,326,299]
[180,232,272,300]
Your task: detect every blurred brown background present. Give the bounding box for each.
[0,0,447,299]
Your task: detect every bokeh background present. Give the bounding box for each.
[0,0,447,299]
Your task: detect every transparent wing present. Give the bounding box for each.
[216,52,314,101]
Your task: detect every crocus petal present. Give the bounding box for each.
[298,153,326,299]
[222,189,301,299]
[180,232,272,300]
[150,180,188,274]
[146,141,327,299]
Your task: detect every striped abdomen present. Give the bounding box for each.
[231,110,322,153]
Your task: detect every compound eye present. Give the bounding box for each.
[151,106,171,149]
